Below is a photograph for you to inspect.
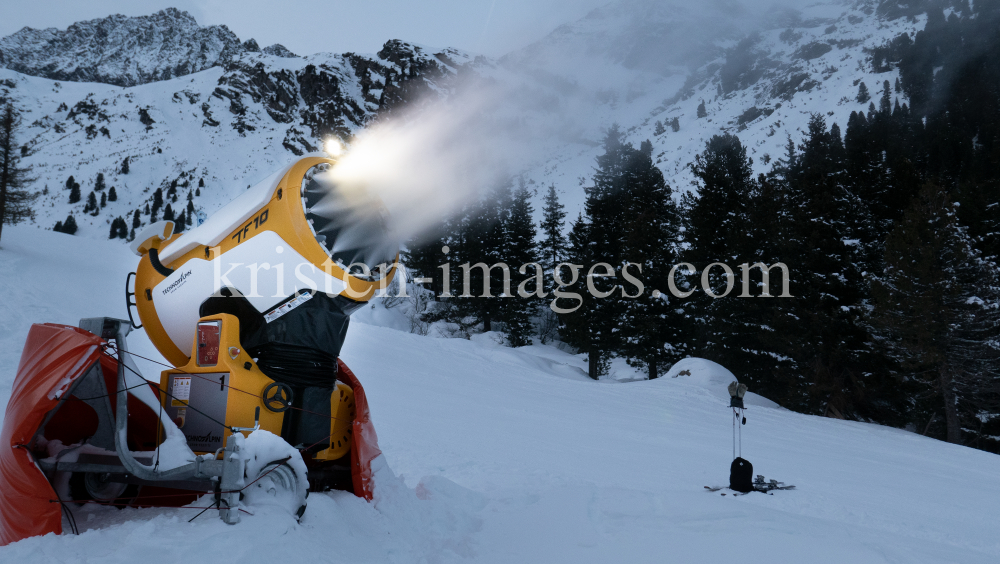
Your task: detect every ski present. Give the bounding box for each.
[704,482,796,494]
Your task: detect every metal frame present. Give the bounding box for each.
[38,318,248,524]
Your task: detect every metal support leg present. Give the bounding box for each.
[218,433,246,524]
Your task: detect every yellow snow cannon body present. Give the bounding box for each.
[158,312,356,462]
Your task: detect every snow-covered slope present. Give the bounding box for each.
[1,226,999,562]
[507,0,921,213]
[0,36,470,239]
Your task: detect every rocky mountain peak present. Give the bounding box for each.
[262,44,298,58]
[0,8,245,86]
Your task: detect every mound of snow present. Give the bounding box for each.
[664,357,780,409]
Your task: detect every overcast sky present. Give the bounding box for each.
[0,0,612,57]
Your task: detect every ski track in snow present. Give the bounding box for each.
[1,225,999,563]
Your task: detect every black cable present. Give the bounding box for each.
[155,375,164,472]
[61,382,150,402]
[54,494,79,535]
[252,343,338,388]
[188,500,219,523]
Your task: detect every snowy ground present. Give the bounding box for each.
[1,225,999,563]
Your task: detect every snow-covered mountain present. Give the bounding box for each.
[0,8,249,87]
[1,1,922,240]
[506,0,919,200]
[0,23,473,239]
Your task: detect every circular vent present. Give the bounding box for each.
[300,164,397,281]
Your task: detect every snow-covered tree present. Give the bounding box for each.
[498,179,538,347]
[872,182,1000,443]
[619,140,683,379]
[856,81,870,103]
[0,104,37,244]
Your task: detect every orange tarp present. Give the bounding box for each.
[0,324,104,546]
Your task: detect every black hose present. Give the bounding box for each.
[148,248,174,277]
[251,344,338,388]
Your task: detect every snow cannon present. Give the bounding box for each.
[126,152,397,484]
[0,156,395,544]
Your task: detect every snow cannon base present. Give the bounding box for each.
[0,318,383,546]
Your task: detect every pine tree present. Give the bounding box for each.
[100,192,107,208]
[108,186,117,201]
[151,188,163,218]
[879,80,892,115]
[682,133,786,394]
[619,140,683,379]
[452,177,513,333]
[561,125,634,379]
[163,203,174,222]
[857,81,871,103]
[769,115,884,417]
[109,218,120,239]
[55,214,77,235]
[670,117,680,132]
[697,101,708,118]
[499,178,538,347]
[871,182,1000,443]
[121,157,129,174]
[65,176,75,191]
[560,213,607,378]
[539,184,568,292]
[536,184,567,343]
[84,191,98,214]
[95,172,105,191]
[132,209,141,229]
[198,177,205,188]
[402,228,449,299]
[0,104,37,244]
[654,120,666,136]
[69,182,81,204]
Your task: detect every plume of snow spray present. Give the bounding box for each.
[325,77,529,245]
